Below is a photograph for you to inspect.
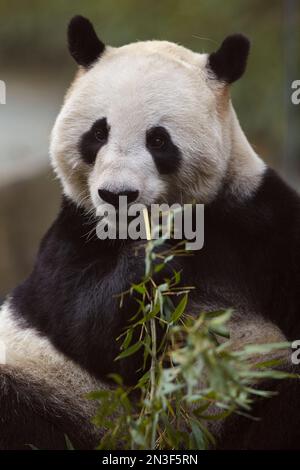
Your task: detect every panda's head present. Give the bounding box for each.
[51,16,262,213]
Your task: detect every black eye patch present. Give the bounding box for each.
[146,126,181,175]
[79,118,109,165]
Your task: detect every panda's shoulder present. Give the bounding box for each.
[209,167,300,234]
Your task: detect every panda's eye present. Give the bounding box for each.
[146,125,182,175]
[146,128,168,150]
[79,118,110,165]
[94,126,108,143]
[149,136,165,149]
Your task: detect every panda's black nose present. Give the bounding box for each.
[98,189,139,207]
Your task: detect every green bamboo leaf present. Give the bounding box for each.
[170,294,188,323]
[204,309,230,320]
[252,358,284,369]
[209,325,230,338]
[238,341,291,355]
[107,373,124,385]
[87,390,109,400]
[122,329,133,350]
[154,263,165,273]
[131,283,146,294]
[192,402,211,416]
[158,283,169,292]
[173,270,181,285]
[208,309,233,326]
[116,341,142,360]
[137,371,150,388]
[65,435,75,450]
[190,421,206,449]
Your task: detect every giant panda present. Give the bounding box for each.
[0,15,299,450]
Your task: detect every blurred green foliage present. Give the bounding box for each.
[0,0,299,168]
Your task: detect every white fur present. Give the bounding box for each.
[0,300,103,416]
[50,40,265,213]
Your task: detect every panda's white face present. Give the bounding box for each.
[50,22,265,213]
[51,41,230,212]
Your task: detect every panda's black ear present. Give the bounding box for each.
[208,34,250,84]
[68,15,105,68]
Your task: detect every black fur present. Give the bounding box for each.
[12,199,148,383]
[68,16,105,68]
[79,118,110,164]
[208,34,250,83]
[188,168,300,341]
[146,126,182,174]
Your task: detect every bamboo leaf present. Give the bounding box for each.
[170,294,188,323]
[116,341,142,360]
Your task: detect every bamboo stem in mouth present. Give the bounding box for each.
[143,208,151,241]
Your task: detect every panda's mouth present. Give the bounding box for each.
[94,201,204,251]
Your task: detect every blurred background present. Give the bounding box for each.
[0,0,299,297]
